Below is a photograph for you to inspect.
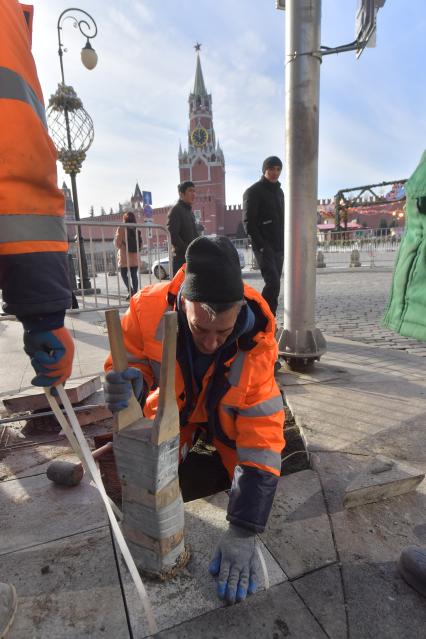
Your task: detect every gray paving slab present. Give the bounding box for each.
[276,361,347,386]
[0,473,107,554]
[283,337,426,457]
[260,469,337,579]
[155,581,328,639]
[1,375,101,413]
[310,451,426,639]
[0,421,112,481]
[122,491,287,638]
[3,528,129,639]
[0,441,74,481]
[1,457,338,638]
[279,335,426,638]
[291,564,347,639]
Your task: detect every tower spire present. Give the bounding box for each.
[180,45,225,235]
[193,44,207,96]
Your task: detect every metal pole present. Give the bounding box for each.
[69,174,91,290]
[278,0,326,368]
[56,8,97,292]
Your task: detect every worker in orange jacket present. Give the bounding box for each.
[0,0,74,387]
[0,4,74,631]
[104,235,285,604]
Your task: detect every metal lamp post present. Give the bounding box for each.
[278,0,326,369]
[46,8,98,291]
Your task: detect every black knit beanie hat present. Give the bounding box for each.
[182,236,244,303]
[262,156,283,173]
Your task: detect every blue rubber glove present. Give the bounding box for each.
[104,368,144,411]
[208,524,260,604]
[23,327,74,387]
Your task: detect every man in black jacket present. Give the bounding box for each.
[167,181,199,276]
[243,156,284,316]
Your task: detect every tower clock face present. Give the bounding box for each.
[191,126,208,147]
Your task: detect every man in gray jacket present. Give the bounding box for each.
[243,157,284,316]
[167,181,199,276]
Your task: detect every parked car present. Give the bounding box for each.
[151,248,246,280]
[151,257,170,280]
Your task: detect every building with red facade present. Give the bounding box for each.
[177,49,226,235]
[67,48,405,243]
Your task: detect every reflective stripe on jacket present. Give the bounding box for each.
[0,1,71,317]
[105,268,285,532]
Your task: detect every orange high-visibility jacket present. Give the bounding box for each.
[0,1,71,318]
[105,269,285,533]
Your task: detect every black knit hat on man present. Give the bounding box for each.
[182,236,244,304]
[262,156,283,174]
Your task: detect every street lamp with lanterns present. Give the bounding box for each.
[46,8,98,291]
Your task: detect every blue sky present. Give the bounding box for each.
[30,1,426,215]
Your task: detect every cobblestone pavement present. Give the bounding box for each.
[4,256,425,358]
[314,269,426,355]
[247,265,426,358]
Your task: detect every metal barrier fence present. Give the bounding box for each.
[231,229,403,271]
[317,228,402,251]
[316,227,403,269]
[66,220,172,313]
[0,225,403,320]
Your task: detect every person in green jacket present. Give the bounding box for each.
[383,150,426,597]
[383,150,426,340]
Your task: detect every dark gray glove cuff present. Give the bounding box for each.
[227,465,278,533]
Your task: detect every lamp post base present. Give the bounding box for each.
[278,327,327,371]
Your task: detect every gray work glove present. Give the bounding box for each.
[104,368,143,411]
[208,524,260,604]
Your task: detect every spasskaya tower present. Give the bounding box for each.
[179,44,226,235]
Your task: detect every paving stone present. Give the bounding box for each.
[0,473,107,554]
[342,559,426,639]
[122,490,287,637]
[155,581,328,639]
[260,470,337,579]
[2,528,129,639]
[288,450,426,639]
[1,376,102,413]
[344,460,425,508]
[0,420,113,481]
[277,362,347,387]
[292,564,347,639]
[0,441,73,481]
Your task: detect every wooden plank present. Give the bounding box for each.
[151,312,180,446]
[105,309,144,431]
[123,524,184,556]
[123,479,181,509]
[2,376,102,414]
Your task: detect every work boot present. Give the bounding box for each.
[398,546,426,597]
[0,583,17,638]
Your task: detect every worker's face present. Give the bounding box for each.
[182,299,240,355]
[264,166,282,183]
[180,187,196,206]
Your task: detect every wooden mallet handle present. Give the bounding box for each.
[105,309,129,373]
